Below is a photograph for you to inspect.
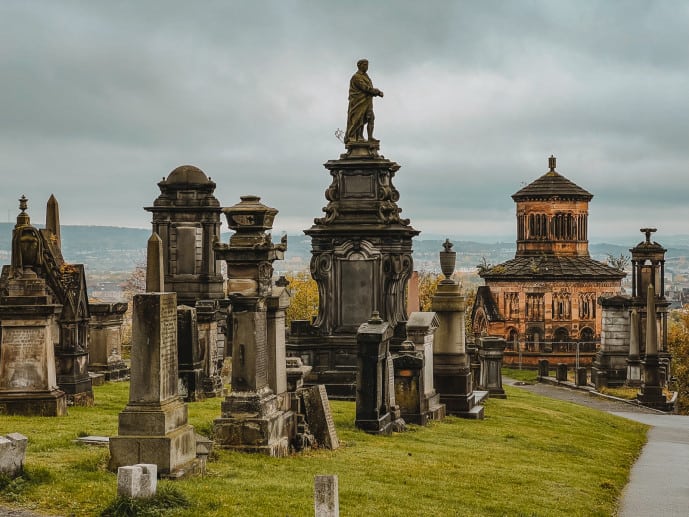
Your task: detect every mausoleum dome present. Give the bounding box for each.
[166,165,211,185]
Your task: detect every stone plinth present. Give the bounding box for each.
[0,433,28,478]
[287,143,418,399]
[431,280,482,418]
[109,293,197,476]
[88,302,129,381]
[267,286,290,399]
[478,336,507,398]
[355,314,393,435]
[592,295,632,388]
[0,299,67,416]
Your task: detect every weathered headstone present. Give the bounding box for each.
[0,433,28,477]
[537,359,550,379]
[109,292,197,475]
[355,312,393,435]
[315,475,339,517]
[592,295,632,388]
[301,385,339,450]
[176,305,204,401]
[478,336,507,398]
[626,309,642,387]
[117,464,157,499]
[88,302,129,381]
[556,363,568,382]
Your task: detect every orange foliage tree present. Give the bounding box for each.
[669,306,689,414]
[284,271,319,326]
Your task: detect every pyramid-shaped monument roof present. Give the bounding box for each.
[512,156,593,202]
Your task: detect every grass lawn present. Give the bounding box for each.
[502,367,540,384]
[1,381,648,516]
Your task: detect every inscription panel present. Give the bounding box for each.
[340,260,375,327]
[0,327,47,390]
[342,174,374,198]
[160,294,178,401]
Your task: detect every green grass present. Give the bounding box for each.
[503,367,540,384]
[1,381,648,516]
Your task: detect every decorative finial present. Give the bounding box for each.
[16,195,30,227]
[548,155,556,171]
[439,238,457,282]
[640,228,657,244]
[368,311,383,324]
[442,238,453,252]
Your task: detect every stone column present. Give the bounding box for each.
[355,313,393,435]
[478,336,507,398]
[431,240,483,419]
[266,283,290,408]
[637,285,668,409]
[88,302,129,381]
[109,292,197,475]
[213,196,295,456]
[196,299,223,398]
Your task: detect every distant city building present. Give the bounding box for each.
[471,156,625,365]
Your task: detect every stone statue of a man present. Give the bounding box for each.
[345,59,384,144]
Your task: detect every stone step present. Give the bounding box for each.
[461,405,485,420]
[474,390,489,404]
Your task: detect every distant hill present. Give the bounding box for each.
[1,223,687,275]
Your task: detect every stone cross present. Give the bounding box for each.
[146,233,165,292]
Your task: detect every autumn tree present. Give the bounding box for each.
[119,263,146,352]
[668,306,689,414]
[284,271,319,325]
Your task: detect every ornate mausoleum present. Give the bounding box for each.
[471,156,625,366]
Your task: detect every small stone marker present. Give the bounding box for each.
[314,474,339,517]
[117,463,157,499]
[146,233,165,292]
[0,433,28,477]
[301,385,339,450]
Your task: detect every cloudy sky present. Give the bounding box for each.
[1,1,687,243]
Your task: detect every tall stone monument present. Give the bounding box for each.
[287,59,418,398]
[431,240,484,419]
[145,165,225,400]
[109,233,197,475]
[213,196,295,456]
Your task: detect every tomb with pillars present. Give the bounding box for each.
[471,156,625,367]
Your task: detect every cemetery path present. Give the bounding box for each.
[506,378,689,517]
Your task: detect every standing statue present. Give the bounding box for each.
[345,59,384,144]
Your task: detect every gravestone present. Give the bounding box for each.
[478,336,507,398]
[88,302,129,381]
[301,385,339,450]
[109,290,197,475]
[537,359,549,379]
[314,475,339,517]
[592,295,632,388]
[626,309,642,387]
[395,312,445,424]
[176,305,204,401]
[355,312,393,435]
[0,433,28,478]
[117,464,157,499]
[556,363,568,382]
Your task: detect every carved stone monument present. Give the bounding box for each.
[431,240,484,418]
[109,235,197,476]
[287,65,418,398]
[478,336,507,399]
[626,308,642,387]
[145,165,225,400]
[88,302,129,381]
[355,312,394,435]
[636,284,670,410]
[213,196,295,456]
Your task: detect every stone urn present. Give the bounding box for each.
[439,239,456,282]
